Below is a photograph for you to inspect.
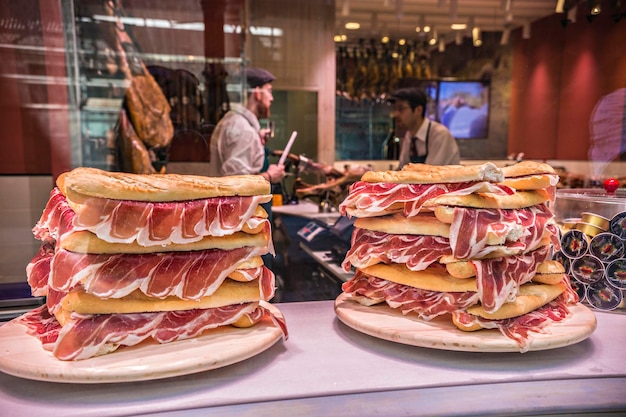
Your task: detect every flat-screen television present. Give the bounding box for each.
[437,81,490,139]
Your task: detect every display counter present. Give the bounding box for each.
[272,200,340,226]
[1,300,625,416]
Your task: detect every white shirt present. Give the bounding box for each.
[398,118,461,168]
[209,104,265,177]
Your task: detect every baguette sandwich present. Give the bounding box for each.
[338,161,579,352]
[22,168,287,361]
[339,162,511,218]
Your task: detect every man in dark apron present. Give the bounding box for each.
[390,87,461,168]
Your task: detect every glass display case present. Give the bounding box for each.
[61,0,247,171]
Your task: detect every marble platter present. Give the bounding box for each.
[334,293,597,353]
[0,302,285,383]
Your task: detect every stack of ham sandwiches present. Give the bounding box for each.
[22,167,286,360]
[339,161,578,352]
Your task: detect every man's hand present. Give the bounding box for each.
[265,163,285,183]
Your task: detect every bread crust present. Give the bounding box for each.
[536,260,566,274]
[465,282,565,320]
[355,213,451,237]
[233,256,264,269]
[228,257,265,282]
[501,161,556,177]
[445,261,476,279]
[60,279,262,314]
[58,167,271,201]
[423,189,551,209]
[60,230,270,254]
[439,238,553,264]
[361,263,477,292]
[500,174,559,191]
[231,313,258,328]
[362,162,504,184]
[345,204,404,218]
[531,273,565,285]
[447,261,566,283]
[451,314,483,332]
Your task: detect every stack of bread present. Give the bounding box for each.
[339,161,578,352]
[22,167,286,360]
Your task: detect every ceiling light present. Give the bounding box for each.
[415,26,421,32]
[451,23,467,30]
[381,36,390,43]
[429,37,437,46]
[399,39,406,45]
[423,25,431,33]
[472,27,482,46]
[344,22,360,30]
[591,2,601,15]
[333,35,343,42]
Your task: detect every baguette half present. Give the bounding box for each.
[465,281,566,320]
[423,189,551,209]
[59,279,262,315]
[58,167,271,202]
[362,162,503,184]
[361,263,477,293]
[60,229,270,254]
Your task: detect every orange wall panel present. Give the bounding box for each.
[510,4,626,161]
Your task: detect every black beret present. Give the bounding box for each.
[389,87,427,108]
[245,67,276,88]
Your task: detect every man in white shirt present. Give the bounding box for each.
[391,87,460,168]
[209,67,285,184]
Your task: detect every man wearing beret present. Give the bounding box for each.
[210,67,285,184]
[390,87,460,168]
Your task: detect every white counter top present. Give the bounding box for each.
[272,200,340,225]
[1,300,625,416]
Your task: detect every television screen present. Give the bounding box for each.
[437,81,490,139]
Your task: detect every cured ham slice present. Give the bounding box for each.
[342,228,451,272]
[471,246,551,313]
[342,270,479,320]
[34,188,270,246]
[32,188,74,242]
[49,246,272,300]
[340,181,513,218]
[449,204,559,260]
[452,293,574,353]
[73,194,269,245]
[19,303,288,361]
[26,241,55,296]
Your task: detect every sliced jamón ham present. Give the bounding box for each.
[341,270,480,320]
[449,204,559,259]
[19,303,288,361]
[471,246,551,313]
[34,188,270,246]
[339,181,513,217]
[452,293,576,353]
[33,245,273,301]
[342,229,451,272]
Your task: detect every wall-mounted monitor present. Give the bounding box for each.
[437,81,490,139]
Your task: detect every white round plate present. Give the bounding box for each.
[334,293,597,352]
[0,302,285,383]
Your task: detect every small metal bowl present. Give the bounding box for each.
[581,212,610,231]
